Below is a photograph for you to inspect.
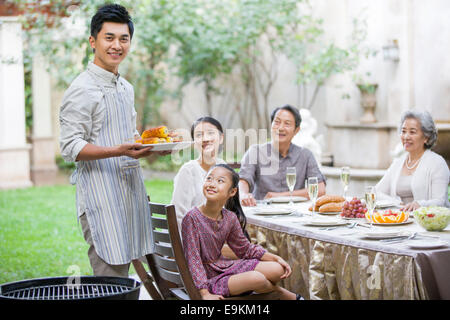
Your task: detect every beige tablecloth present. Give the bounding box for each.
[244,202,450,300]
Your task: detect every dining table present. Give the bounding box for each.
[243,199,450,300]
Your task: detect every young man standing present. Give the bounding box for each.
[60,4,159,277]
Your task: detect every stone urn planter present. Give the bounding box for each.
[357,83,378,123]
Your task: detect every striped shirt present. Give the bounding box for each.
[59,62,154,264]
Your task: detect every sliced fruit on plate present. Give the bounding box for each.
[365,210,408,224]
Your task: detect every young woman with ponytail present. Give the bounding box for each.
[181,164,300,300]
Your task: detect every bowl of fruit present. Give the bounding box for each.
[340,197,367,219]
[413,206,450,231]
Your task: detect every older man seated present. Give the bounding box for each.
[239,104,326,206]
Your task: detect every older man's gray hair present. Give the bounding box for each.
[400,110,438,149]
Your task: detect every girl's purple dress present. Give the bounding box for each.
[181,206,266,297]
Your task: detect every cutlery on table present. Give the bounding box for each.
[416,233,440,239]
[260,213,295,219]
[355,222,371,228]
[256,199,271,205]
[320,222,358,231]
[380,232,417,243]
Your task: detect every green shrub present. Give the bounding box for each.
[55,155,75,172]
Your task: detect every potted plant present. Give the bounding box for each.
[354,72,378,123]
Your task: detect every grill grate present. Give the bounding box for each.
[3,284,130,300]
[0,276,141,300]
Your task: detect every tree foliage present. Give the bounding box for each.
[14,0,369,132]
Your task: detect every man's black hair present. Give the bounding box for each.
[90,4,134,39]
[270,104,302,128]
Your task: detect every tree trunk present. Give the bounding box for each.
[204,80,213,116]
[307,84,321,110]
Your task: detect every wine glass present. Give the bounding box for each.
[340,167,350,199]
[307,177,319,218]
[365,186,376,228]
[286,167,296,206]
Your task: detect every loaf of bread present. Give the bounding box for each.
[308,203,320,211]
[308,195,345,211]
[319,201,344,213]
[315,195,345,207]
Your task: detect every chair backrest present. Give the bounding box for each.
[146,202,202,300]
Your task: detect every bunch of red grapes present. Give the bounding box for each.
[340,197,368,218]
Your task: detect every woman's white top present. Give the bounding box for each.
[396,175,414,204]
[171,159,226,229]
[375,149,450,207]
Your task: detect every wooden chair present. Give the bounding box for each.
[131,258,163,300]
[130,198,164,300]
[133,202,280,300]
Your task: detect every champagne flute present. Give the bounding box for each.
[365,186,376,228]
[307,177,319,218]
[340,167,350,199]
[286,167,296,206]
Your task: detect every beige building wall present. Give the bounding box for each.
[0,17,32,189]
[411,0,450,121]
[321,0,449,169]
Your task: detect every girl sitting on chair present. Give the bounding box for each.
[181,164,300,300]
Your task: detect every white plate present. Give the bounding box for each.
[340,216,366,220]
[369,220,414,226]
[269,196,308,203]
[301,219,348,227]
[318,211,341,216]
[249,208,295,216]
[140,141,193,151]
[361,230,409,239]
[406,240,449,250]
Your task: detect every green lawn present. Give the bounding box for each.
[1,181,448,285]
[0,179,173,284]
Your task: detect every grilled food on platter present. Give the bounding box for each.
[141,126,168,139]
[136,126,183,144]
[168,130,184,142]
[135,137,169,144]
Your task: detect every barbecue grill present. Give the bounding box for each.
[0,276,141,300]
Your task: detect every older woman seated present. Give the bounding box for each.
[375,110,450,211]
